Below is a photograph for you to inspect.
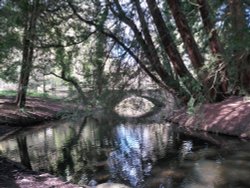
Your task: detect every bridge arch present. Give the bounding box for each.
[111,90,165,119]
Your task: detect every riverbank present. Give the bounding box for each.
[169,96,250,139]
[0,96,70,126]
[0,96,83,186]
[2,95,250,140]
[1,95,250,187]
[0,96,75,139]
[0,96,84,187]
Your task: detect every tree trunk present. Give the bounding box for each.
[146,0,202,99]
[16,0,39,108]
[94,7,108,96]
[167,0,204,70]
[167,0,221,101]
[68,77,87,102]
[51,68,87,103]
[228,0,247,49]
[197,0,228,101]
[133,0,179,88]
[69,0,186,102]
[109,0,185,97]
[60,74,87,102]
[16,32,34,108]
[228,0,250,94]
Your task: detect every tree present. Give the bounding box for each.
[166,0,217,101]
[104,0,189,101]
[15,0,41,108]
[92,6,108,96]
[1,0,249,106]
[0,1,22,82]
[195,0,228,101]
[54,46,88,102]
[102,0,248,103]
[145,0,203,100]
[227,0,250,93]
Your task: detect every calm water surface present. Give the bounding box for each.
[0,116,250,188]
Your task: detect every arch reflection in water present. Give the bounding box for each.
[108,123,170,187]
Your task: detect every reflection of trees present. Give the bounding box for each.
[70,117,115,185]
[54,116,115,184]
[55,117,87,179]
[16,135,32,170]
[43,129,54,173]
[3,119,248,188]
[1,118,249,188]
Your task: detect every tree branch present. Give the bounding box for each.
[67,0,175,93]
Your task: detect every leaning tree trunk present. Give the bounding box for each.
[146,0,202,100]
[166,0,219,101]
[109,0,185,97]
[16,0,39,108]
[197,0,228,101]
[51,69,87,103]
[167,0,204,70]
[133,0,179,88]
[69,0,187,102]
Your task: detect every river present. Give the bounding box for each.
[0,96,250,187]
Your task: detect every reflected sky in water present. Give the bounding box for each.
[0,117,250,188]
[108,123,169,187]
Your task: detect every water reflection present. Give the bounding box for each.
[108,124,169,187]
[16,135,32,170]
[0,117,250,188]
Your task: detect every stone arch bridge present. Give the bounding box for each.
[104,89,166,109]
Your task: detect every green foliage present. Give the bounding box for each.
[27,91,49,98]
[0,89,16,97]
[0,61,19,82]
[0,2,22,82]
[0,89,62,101]
[187,97,196,115]
[0,0,249,107]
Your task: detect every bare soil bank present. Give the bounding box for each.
[0,96,83,187]
[0,96,69,126]
[0,96,74,139]
[169,96,250,139]
[1,96,250,187]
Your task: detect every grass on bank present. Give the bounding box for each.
[0,90,16,97]
[0,89,62,101]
